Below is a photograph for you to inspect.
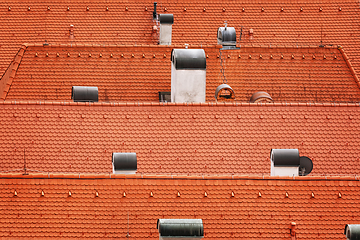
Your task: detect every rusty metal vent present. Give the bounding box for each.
[249,91,273,103]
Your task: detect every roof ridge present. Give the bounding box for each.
[0,45,26,100]
[339,46,360,90]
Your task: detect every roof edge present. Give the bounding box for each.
[1,101,360,107]
[0,44,27,100]
[0,172,358,181]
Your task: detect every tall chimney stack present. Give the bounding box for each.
[159,14,174,45]
[171,49,206,103]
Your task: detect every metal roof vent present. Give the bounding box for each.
[153,2,157,19]
[159,14,174,45]
[215,84,235,101]
[159,91,171,102]
[217,22,236,49]
[250,91,273,103]
[344,224,360,240]
[157,219,204,240]
[270,149,300,177]
[171,49,206,103]
[71,86,98,102]
[112,153,137,174]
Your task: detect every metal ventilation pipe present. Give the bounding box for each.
[153,2,157,19]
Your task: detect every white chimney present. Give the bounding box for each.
[270,149,300,177]
[159,14,173,45]
[171,49,206,103]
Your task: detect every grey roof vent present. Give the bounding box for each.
[215,84,235,101]
[250,91,273,103]
[217,23,236,47]
[112,153,137,174]
[157,219,204,240]
[159,14,174,24]
[171,49,206,70]
[344,224,360,240]
[299,156,313,176]
[71,86,98,102]
[271,149,300,166]
[159,91,171,102]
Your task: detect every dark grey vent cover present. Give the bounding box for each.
[344,224,360,240]
[157,219,204,237]
[171,49,206,70]
[159,14,174,24]
[71,86,98,102]
[270,149,300,166]
[159,91,171,102]
[299,156,313,176]
[112,153,137,171]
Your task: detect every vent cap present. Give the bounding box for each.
[271,149,300,166]
[344,224,360,240]
[250,91,273,103]
[157,219,204,238]
[215,84,235,101]
[171,49,206,70]
[159,14,174,24]
[72,86,98,102]
[217,27,236,45]
[112,153,137,173]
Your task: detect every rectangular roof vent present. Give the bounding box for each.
[157,219,204,240]
[159,91,171,102]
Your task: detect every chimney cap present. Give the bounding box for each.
[159,14,174,24]
[171,49,206,70]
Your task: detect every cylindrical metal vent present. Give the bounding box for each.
[159,14,174,24]
[345,224,360,240]
[270,149,300,166]
[112,153,137,171]
[71,86,98,102]
[217,27,236,44]
[171,49,206,70]
[157,219,204,237]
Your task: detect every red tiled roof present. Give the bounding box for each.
[1,174,359,239]
[0,102,359,175]
[3,44,360,103]
[0,0,359,77]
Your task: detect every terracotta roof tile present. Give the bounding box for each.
[0,1,359,77]
[0,174,359,239]
[3,45,360,103]
[0,102,359,175]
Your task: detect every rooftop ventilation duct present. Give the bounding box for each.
[112,153,137,174]
[250,91,273,103]
[159,14,174,45]
[171,49,206,103]
[157,219,204,240]
[217,22,236,49]
[344,224,360,240]
[270,149,300,177]
[71,86,98,102]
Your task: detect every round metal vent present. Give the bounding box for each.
[299,156,313,176]
[249,91,273,103]
[215,84,235,101]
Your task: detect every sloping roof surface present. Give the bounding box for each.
[0,0,359,77]
[1,174,359,239]
[3,45,360,102]
[1,102,359,175]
